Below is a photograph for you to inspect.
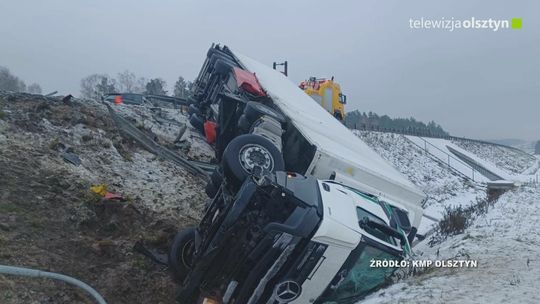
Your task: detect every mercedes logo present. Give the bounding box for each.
[274,280,301,302]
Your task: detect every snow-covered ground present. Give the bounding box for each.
[406,136,510,182]
[452,139,536,175]
[353,131,539,303]
[405,136,538,184]
[362,186,540,304]
[354,131,485,233]
[111,103,215,162]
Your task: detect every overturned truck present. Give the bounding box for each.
[169,44,426,304]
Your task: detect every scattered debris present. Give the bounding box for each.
[0,90,211,303]
[61,151,81,166]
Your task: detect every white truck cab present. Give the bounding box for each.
[292,180,406,304]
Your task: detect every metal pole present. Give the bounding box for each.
[0,265,107,304]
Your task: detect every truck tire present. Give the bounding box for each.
[222,134,284,189]
[189,113,205,134]
[169,227,196,282]
[237,114,251,133]
[243,101,286,125]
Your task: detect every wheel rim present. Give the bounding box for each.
[238,144,274,173]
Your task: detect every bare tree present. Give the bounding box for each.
[116,70,146,93]
[135,77,146,93]
[27,83,42,94]
[0,66,26,92]
[117,70,136,93]
[80,74,117,100]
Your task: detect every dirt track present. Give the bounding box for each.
[0,93,209,303]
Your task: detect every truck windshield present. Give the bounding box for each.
[318,239,401,304]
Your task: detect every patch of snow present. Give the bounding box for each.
[452,139,536,175]
[361,186,540,304]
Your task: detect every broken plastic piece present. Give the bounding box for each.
[90,184,108,196]
[133,241,168,265]
[61,152,81,166]
[103,192,125,201]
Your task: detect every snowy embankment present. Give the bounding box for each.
[354,131,485,233]
[405,136,538,184]
[362,186,540,304]
[405,136,511,182]
[354,130,539,303]
[452,139,537,175]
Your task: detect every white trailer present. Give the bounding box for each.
[234,51,425,231]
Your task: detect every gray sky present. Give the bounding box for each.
[1,0,538,140]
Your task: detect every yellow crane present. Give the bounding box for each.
[299,76,347,121]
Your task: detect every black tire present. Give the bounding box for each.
[189,113,205,134]
[237,114,252,132]
[168,227,196,282]
[222,134,284,189]
[243,101,286,125]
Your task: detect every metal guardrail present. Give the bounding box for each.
[106,104,214,181]
[403,135,480,183]
[445,146,504,181]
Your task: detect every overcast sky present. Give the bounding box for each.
[1,0,538,140]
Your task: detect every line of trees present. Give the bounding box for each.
[80,70,193,100]
[0,66,42,94]
[344,110,449,136]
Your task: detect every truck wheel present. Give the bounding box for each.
[222,134,284,188]
[189,113,205,134]
[243,101,286,125]
[169,227,196,282]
